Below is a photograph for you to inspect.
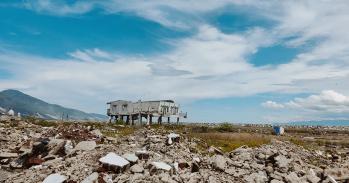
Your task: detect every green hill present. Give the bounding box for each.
[0,89,107,121]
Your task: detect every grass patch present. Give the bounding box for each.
[101,126,136,137]
[189,132,271,153]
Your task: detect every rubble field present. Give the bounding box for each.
[0,118,349,183]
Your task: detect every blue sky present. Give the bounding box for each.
[1,0,349,123]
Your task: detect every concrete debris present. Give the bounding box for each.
[42,173,67,183]
[123,153,138,163]
[99,152,129,166]
[1,119,349,183]
[75,141,96,151]
[81,172,99,183]
[0,152,19,158]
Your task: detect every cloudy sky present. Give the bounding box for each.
[1,0,349,123]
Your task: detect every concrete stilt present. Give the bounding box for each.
[167,117,170,123]
[149,115,153,125]
[126,115,130,125]
[176,117,179,124]
[138,113,141,125]
[147,114,150,126]
[158,116,162,125]
[131,115,134,125]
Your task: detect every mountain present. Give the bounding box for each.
[0,89,107,121]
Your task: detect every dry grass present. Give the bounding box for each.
[189,132,271,153]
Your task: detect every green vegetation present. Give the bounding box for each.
[189,132,271,153]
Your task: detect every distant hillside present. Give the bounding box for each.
[0,89,107,121]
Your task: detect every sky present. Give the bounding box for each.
[1,0,349,123]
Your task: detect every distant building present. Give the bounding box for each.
[273,126,285,135]
[107,100,187,125]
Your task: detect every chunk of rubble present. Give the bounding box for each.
[149,161,173,175]
[208,146,223,155]
[75,141,96,151]
[211,155,226,171]
[81,172,99,183]
[0,152,18,158]
[42,173,67,183]
[135,150,150,160]
[99,152,130,173]
[167,133,180,145]
[324,168,349,181]
[123,153,138,164]
[130,164,144,173]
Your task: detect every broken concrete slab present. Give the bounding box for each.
[123,153,138,164]
[0,152,18,158]
[75,141,96,151]
[42,173,67,183]
[99,152,130,172]
[81,172,99,183]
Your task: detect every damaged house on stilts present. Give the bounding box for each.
[106,100,187,125]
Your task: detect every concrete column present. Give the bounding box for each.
[118,115,122,122]
[131,115,134,125]
[147,114,150,126]
[167,117,170,123]
[158,116,162,125]
[114,115,118,122]
[126,115,130,125]
[149,115,153,125]
[176,117,179,124]
[138,113,141,125]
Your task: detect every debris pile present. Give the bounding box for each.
[0,119,349,183]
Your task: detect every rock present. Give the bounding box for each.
[48,139,65,156]
[130,164,144,173]
[42,173,67,183]
[244,171,268,183]
[64,140,74,154]
[274,155,291,172]
[81,172,99,183]
[99,152,130,172]
[90,129,103,138]
[306,169,320,183]
[135,150,150,160]
[149,161,173,175]
[285,172,301,183]
[123,153,138,164]
[75,141,96,151]
[211,155,226,171]
[324,167,349,181]
[271,179,284,183]
[208,146,223,155]
[0,152,18,158]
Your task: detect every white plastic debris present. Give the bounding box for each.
[167,133,180,145]
[328,176,338,183]
[42,173,67,183]
[7,109,14,116]
[150,162,172,171]
[99,152,129,167]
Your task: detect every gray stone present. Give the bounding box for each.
[0,152,18,158]
[130,164,144,173]
[81,172,99,183]
[42,173,67,183]
[75,141,96,151]
[211,155,226,171]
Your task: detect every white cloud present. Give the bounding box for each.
[2,0,349,121]
[261,101,284,109]
[263,90,349,113]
